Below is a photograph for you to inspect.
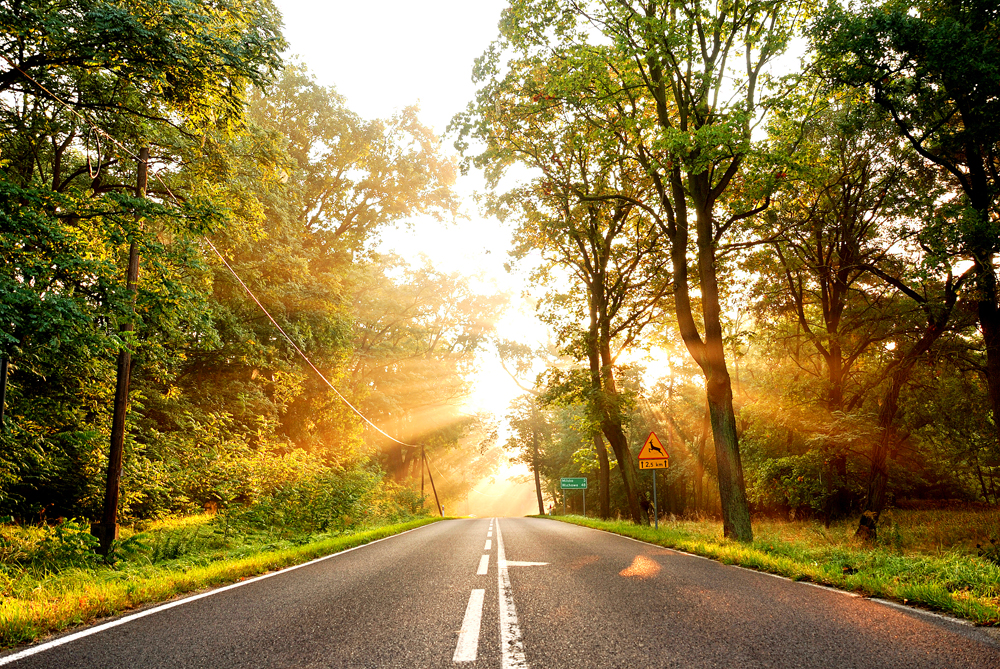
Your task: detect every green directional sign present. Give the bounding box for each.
[560,477,587,489]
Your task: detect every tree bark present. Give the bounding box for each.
[705,367,753,540]
[0,356,7,434]
[592,430,611,518]
[598,339,647,524]
[531,404,545,515]
[976,257,1000,448]
[586,300,644,523]
[670,189,752,541]
[694,402,710,512]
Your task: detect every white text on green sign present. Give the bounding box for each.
[560,478,588,489]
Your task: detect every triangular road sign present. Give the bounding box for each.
[638,431,668,460]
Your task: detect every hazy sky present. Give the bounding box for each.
[274,0,524,290]
[275,0,508,132]
[273,2,542,511]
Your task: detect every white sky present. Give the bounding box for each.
[275,0,508,133]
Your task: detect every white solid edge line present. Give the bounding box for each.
[477,554,490,576]
[547,520,998,630]
[869,598,977,627]
[0,522,441,666]
[453,589,486,662]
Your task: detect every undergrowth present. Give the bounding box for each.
[0,515,441,648]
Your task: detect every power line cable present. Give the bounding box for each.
[1,53,420,449]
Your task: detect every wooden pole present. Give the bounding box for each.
[0,356,8,434]
[95,146,148,555]
[423,450,443,517]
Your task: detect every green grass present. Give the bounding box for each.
[0,516,443,648]
[549,511,1000,626]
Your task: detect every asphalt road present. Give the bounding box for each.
[3,518,999,668]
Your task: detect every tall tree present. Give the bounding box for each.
[469,80,670,523]
[506,395,553,515]
[749,93,932,520]
[460,0,808,539]
[813,0,1000,446]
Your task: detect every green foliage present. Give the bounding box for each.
[219,463,383,535]
[29,520,100,571]
[0,9,478,524]
[0,0,284,131]
[750,452,830,515]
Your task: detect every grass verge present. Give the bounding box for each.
[548,514,1000,626]
[0,516,443,649]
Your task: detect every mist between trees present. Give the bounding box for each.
[1,0,999,557]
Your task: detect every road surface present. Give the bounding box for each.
[2,517,998,668]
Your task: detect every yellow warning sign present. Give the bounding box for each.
[638,432,668,470]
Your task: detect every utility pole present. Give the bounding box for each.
[422,449,443,517]
[94,147,148,556]
[0,356,8,434]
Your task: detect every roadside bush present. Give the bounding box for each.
[215,457,428,536]
[748,451,830,517]
[29,519,100,570]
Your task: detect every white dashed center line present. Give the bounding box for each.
[453,589,485,662]
[484,539,492,550]
[477,554,490,575]
[496,520,528,668]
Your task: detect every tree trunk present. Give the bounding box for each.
[96,146,148,556]
[600,414,646,524]
[660,174,753,540]
[695,401,710,512]
[531,405,545,515]
[593,431,611,518]
[696,195,753,541]
[856,286,958,542]
[705,369,753,540]
[586,305,644,524]
[598,339,647,525]
[977,258,1000,448]
[856,364,907,543]
[0,356,8,434]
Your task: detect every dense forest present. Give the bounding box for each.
[0,0,504,548]
[1,0,998,554]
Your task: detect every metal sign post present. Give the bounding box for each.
[652,470,658,530]
[637,432,668,529]
[560,477,587,516]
